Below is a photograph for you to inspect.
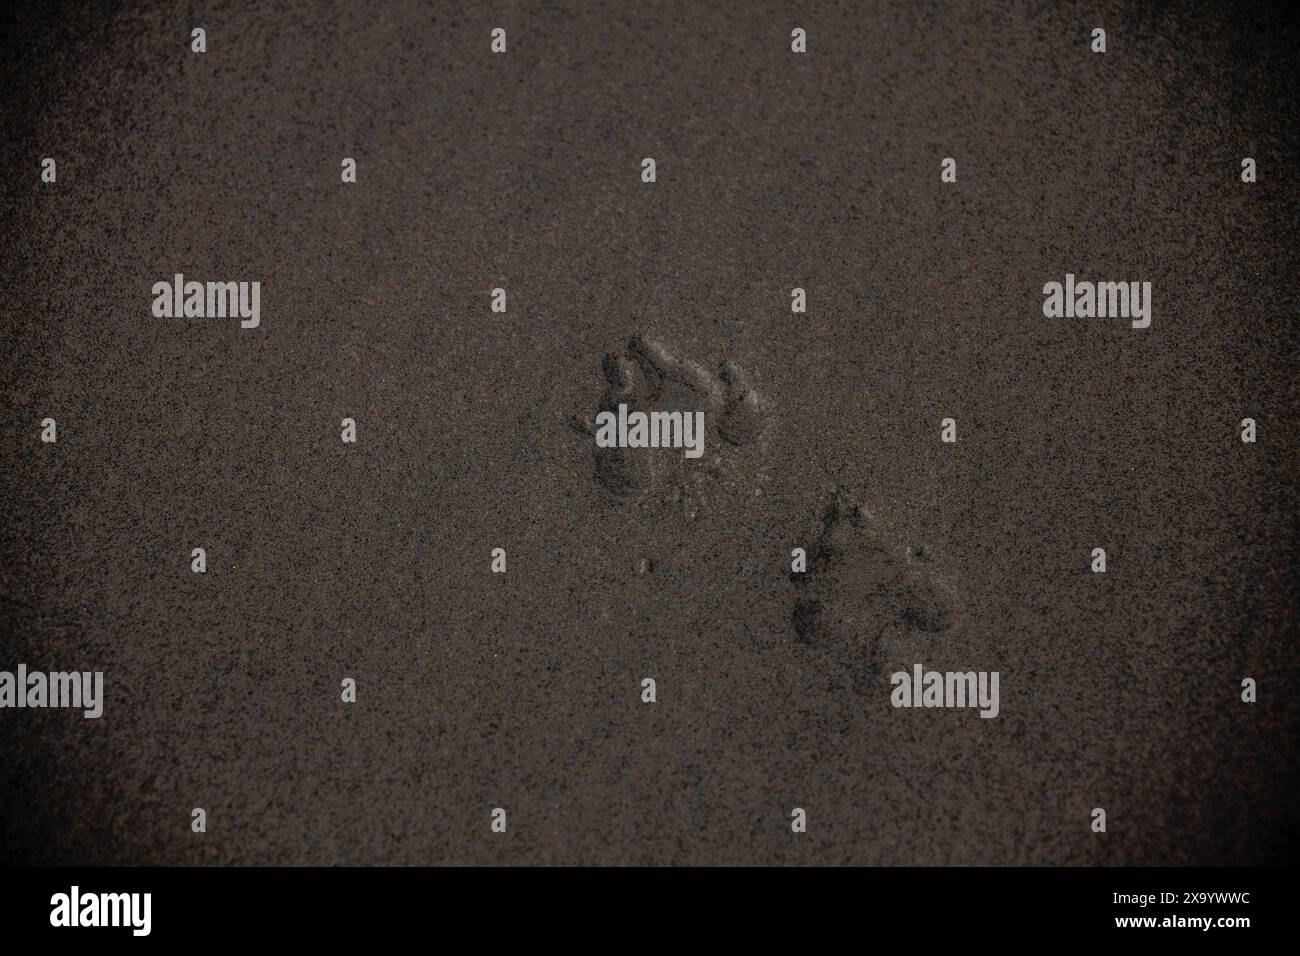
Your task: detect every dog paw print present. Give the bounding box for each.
[791,493,959,655]
[569,334,770,513]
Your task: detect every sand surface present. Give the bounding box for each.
[1,0,1297,865]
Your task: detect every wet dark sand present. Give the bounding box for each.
[2,0,1297,865]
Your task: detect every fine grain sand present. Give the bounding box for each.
[1,0,1297,865]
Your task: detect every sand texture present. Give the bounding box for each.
[1,0,1297,865]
